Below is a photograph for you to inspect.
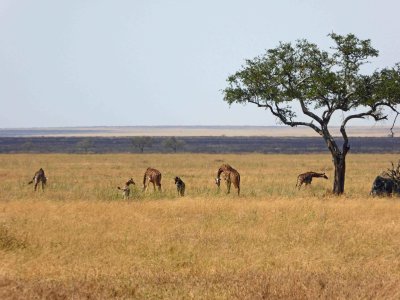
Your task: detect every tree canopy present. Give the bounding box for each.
[76,138,93,154]
[163,136,185,153]
[131,136,153,153]
[224,33,400,131]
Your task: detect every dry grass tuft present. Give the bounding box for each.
[0,223,28,251]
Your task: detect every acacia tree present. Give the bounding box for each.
[131,136,153,153]
[163,136,185,153]
[77,138,93,154]
[223,33,400,194]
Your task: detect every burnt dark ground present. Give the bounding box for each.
[0,136,399,154]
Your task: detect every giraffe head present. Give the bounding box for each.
[215,177,221,187]
[127,178,135,186]
[322,173,328,179]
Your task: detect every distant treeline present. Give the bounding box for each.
[0,136,400,154]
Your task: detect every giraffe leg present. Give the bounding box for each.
[143,181,148,192]
[298,180,304,190]
[226,179,231,194]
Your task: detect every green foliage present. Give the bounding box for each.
[76,138,93,154]
[224,33,400,126]
[163,136,185,153]
[21,141,34,152]
[131,136,153,153]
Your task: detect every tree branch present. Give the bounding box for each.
[247,99,323,135]
[298,99,324,125]
[341,102,390,128]
[339,103,392,155]
[322,105,334,123]
[389,106,400,138]
[293,75,312,88]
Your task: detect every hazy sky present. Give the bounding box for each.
[1,0,399,128]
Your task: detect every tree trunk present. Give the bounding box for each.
[332,153,346,195]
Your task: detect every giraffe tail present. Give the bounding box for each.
[143,173,148,191]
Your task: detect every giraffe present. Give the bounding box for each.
[143,167,162,192]
[117,178,135,199]
[296,171,328,190]
[215,164,240,195]
[28,168,47,191]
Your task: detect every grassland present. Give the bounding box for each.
[1,153,400,299]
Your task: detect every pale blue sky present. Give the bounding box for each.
[0,0,399,128]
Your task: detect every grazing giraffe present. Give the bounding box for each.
[215,164,240,195]
[143,167,162,192]
[174,176,185,197]
[296,171,328,190]
[28,168,47,191]
[117,178,135,199]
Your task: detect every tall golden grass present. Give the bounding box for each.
[1,153,400,299]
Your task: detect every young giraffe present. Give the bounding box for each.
[215,164,241,195]
[174,176,185,197]
[143,167,162,192]
[296,171,328,190]
[117,178,135,199]
[28,168,47,191]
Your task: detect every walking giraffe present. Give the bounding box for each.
[296,171,328,190]
[28,168,47,191]
[143,167,162,192]
[215,164,240,195]
[117,178,135,199]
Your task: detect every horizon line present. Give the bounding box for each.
[1,124,398,130]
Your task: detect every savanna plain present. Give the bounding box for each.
[1,153,400,299]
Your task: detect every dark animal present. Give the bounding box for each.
[296,171,328,189]
[143,167,162,192]
[28,168,47,191]
[370,176,400,196]
[215,164,240,195]
[117,178,135,199]
[174,176,185,196]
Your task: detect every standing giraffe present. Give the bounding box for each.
[28,168,47,191]
[296,171,328,190]
[143,167,162,192]
[215,164,240,195]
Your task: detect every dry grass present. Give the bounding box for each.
[1,153,400,299]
